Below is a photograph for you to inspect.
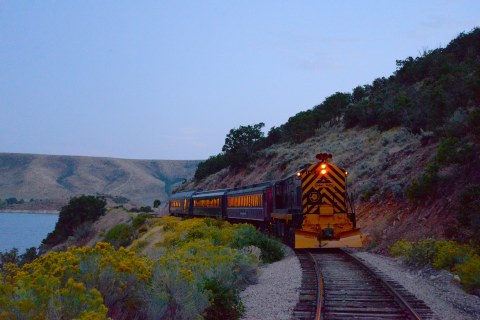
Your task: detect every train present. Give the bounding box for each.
[168,153,363,249]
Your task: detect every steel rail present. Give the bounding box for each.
[306,251,323,320]
[342,249,423,320]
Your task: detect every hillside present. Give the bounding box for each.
[0,153,200,207]
[183,28,480,251]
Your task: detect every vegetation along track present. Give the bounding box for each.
[293,249,436,320]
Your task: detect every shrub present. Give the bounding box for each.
[104,224,135,248]
[157,240,249,319]
[141,217,280,318]
[132,213,150,229]
[202,278,244,320]
[0,243,151,320]
[436,137,461,165]
[407,160,439,202]
[194,153,229,181]
[455,254,480,293]
[390,239,413,257]
[391,239,437,266]
[139,206,153,213]
[433,240,475,270]
[231,224,284,263]
[357,180,380,201]
[390,239,480,293]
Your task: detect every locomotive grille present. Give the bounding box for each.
[301,162,346,214]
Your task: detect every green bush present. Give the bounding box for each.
[132,213,150,229]
[104,224,135,248]
[455,254,480,293]
[194,153,229,181]
[391,239,437,266]
[407,160,439,202]
[433,240,475,270]
[436,137,461,164]
[390,239,413,258]
[232,225,284,263]
[390,239,480,293]
[202,278,244,320]
[405,239,437,266]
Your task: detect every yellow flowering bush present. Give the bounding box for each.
[149,217,282,319]
[455,254,480,293]
[1,217,284,319]
[390,239,480,293]
[390,239,413,257]
[433,240,475,270]
[0,243,151,320]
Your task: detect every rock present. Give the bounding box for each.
[453,275,461,282]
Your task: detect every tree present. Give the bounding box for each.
[222,122,265,168]
[153,199,161,208]
[0,248,19,270]
[194,153,229,181]
[19,247,38,265]
[222,122,265,154]
[42,195,107,247]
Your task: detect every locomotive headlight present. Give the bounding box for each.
[321,169,327,175]
[345,171,348,175]
[321,164,326,169]
[296,171,301,177]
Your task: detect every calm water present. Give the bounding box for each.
[0,212,58,253]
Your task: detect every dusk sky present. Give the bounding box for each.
[1,1,479,160]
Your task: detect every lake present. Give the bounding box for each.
[0,212,58,253]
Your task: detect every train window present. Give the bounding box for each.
[194,198,221,208]
[227,194,262,207]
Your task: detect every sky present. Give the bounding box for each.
[1,1,479,160]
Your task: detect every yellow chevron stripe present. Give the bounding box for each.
[318,188,346,211]
[301,162,349,214]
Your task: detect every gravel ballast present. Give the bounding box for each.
[240,247,301,320]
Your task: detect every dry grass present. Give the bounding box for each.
[85,208,133,247]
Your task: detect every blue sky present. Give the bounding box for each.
[1,1,479,160]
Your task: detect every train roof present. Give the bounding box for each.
[192,189,231,198]
[227,181,274,195]
[170,190,197,199]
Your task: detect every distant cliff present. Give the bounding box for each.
[0,153,200,206]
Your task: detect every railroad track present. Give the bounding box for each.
[293,249,436,320]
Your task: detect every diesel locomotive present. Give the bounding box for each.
[169,153,362,249]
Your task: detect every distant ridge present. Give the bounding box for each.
[0,152,200,206]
